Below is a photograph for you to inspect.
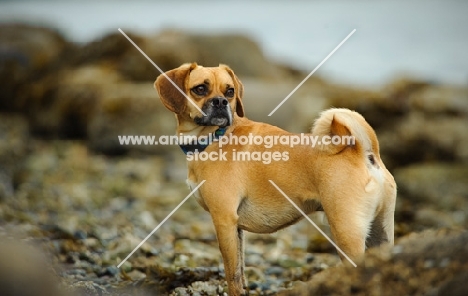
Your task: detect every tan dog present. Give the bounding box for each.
[155,63,396,295]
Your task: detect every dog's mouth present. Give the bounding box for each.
[210,117,229,127]
[194,97,232,127]
[195,113,231,127]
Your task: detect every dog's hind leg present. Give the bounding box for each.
[319,181,379,264]
[322,201,370,265]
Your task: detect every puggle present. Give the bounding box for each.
[155,63,396,295]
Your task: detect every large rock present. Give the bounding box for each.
[118,29,300,82]
[88,83,176,155]
[23,62,179,155]
[394,163,468,212]
[315,78,468,168]
[26,63,125,137]
[0,114,29,199]
[68,31,143,67]
[0,238,64,296]
[407,84,468,115]
[378,112,468,169]
[279,229,468,296]
[0,24,68,111]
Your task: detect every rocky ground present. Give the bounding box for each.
[1,23,468,295]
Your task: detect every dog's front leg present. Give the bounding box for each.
[213,215,245,296]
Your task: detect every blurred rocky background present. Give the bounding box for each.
[1,0,467,295]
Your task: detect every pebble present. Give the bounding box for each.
[126,269,146,280]
[245,266,265,282]
[3,108,465,296]
[265,266,285,276]
[74,230,87,240]
[96,266,119,277]
[245,253,264,266]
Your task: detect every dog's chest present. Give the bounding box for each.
[186,179,208,211]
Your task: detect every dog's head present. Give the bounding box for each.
[155,63,244,128]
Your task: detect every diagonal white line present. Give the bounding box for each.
[268,180,357,267]
[268,29,356,116]
[118,28,207,116]
[117,180,206,268]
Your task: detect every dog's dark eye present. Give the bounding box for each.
[192,85,207,96]
[225,88,235,98]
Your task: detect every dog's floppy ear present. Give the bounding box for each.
[154,63,197,114]
[220,64,245,117]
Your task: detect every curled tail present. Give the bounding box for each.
[311,108,379,155]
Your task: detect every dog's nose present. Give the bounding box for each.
[211,97,229,108]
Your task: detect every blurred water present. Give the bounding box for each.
[1,0,467,86]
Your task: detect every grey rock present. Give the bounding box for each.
[394,163,468,212]
[265,266,285,276]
